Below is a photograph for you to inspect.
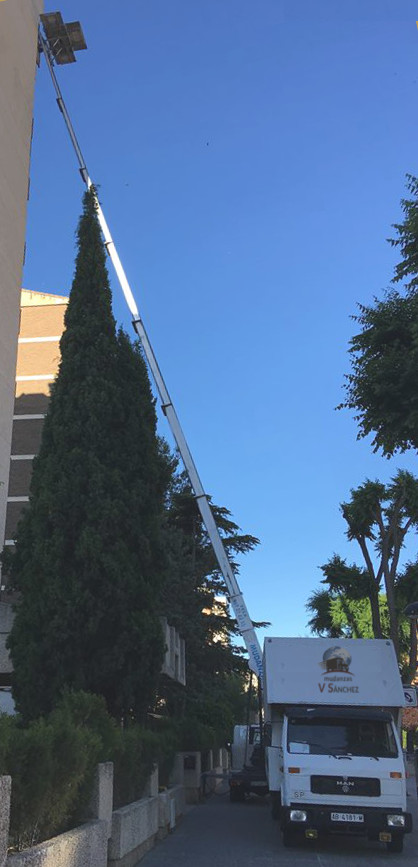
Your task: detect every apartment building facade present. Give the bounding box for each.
[0,290,68,688]
[0,0,44,553]
[3,290,69,553]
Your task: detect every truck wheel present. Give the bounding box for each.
[282,827,297,847]
[386,836,404,853]
[271,793,281,821]
[229,786,245,803]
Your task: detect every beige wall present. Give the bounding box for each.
[0,0,44,551]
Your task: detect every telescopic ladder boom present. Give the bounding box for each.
[38,28,263,684]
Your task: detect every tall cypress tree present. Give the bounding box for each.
[7,190,167,722]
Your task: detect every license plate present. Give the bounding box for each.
[331,812,364,823]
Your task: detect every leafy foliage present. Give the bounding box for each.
[316,173,418,666]
[112,724,177,808]
[340,175,418,456]
[341,291,418,455]
[0,701,101,851]
[158,470,262,744]
[390,174,418,292]
[5,190,168,722]
[0,690,180,850]
[307,472,418,657]
[342,473,418,653]
[52,691,178,812]
[307,583,390,640]
[394,562,418,680]
[307,568,414,677]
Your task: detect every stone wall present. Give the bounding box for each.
[8,822,108,867]
[0,756,188,867]
[0,750,229,866]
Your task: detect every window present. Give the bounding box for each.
[287,717,398,758]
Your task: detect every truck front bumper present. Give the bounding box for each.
[282,804,412,838]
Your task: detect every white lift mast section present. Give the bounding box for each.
[38,30,263,683]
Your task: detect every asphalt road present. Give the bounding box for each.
[140,791,418,867]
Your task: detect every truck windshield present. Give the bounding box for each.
[287,717,398,758]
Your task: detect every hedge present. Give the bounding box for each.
[0,691,177,850]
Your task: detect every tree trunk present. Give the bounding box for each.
[408,621,417,682]
[384,572,400,657]
[369,584,383,639]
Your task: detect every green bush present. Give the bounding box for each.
[157,728,180,788]
[51,690,118,759]
[174,716,217,752]
[0,690,181,846]
[45,692,178,812]
[0,709,101,851]
[112,725,177,808]
[112,727,159,809]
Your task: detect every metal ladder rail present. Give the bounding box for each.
[38,31,263,683]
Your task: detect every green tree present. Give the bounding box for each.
[394,562,418,680]
[340,174,418,456]
[307,473,418,656]
[307,563,416,677]
[159,471,262,742]
[306,575,390,641]
[341,473,418,654]
[306,555,376,638]
[6,190,168,722]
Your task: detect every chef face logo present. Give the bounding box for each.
[320,647,353,675]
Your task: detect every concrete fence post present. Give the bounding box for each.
[0,776,11,867]
[84,762,114,838]
[143,766,159,798]
[221,747,230,770]
[169,753,184,787]
[180,752,202,804]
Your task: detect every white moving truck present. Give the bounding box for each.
[231,724,260,772]
[264,637,412,853]
[229,724,268,801]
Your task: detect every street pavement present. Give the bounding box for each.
[139,790,418,867]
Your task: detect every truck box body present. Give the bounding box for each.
[263,637,412,851]
[263,637,405,710]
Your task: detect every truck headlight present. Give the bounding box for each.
[387,814,405,827]
[290,810,307,823]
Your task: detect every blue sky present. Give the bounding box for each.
[25,0,418,640]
